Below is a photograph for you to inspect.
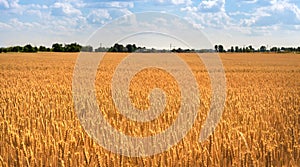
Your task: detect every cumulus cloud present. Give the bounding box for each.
[242,0,258,4]
[171,0,192,5]
[87,9,111,24]
[242,0,300,26]
[108,1,134,8]
[0,0,19,9]
[0,0,9,8]
[51,2,82,16]
[150,0,192,6]
[181,6,197,12]
[198,0,225,12]
[85,1,134,9]
[0,21,11,29]
[9,18,42,30]
[183,0,231,29]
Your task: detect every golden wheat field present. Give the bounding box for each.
[0,52,299,166]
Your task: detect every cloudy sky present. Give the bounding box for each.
[0,0,300,49]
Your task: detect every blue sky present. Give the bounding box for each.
[0,0,300,49]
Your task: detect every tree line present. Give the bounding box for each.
[214,45,300,53]
[1,43,300,53]
[0,43,141,53]
[0,43,92,53]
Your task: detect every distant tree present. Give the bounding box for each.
[214,45,224,52]
[215,45,218,52]
[177,48,183,53]
[242,47,246,53]
[218,45,224,52]
[117,43,126,52]
[235,46,239,52]
[133,44,137,51]
[10,46,22,52]
[286,47,296,52]
[108,43,127,52]
[126,44,134,52]
[246,46,250,52]
[52,43,64,52]
[297,47,300,52]
[64,43,81,52]
[230,46,234,52]
[126,44,137,52]
[249,45,254,52]
[23,44,37,52]
[108,47,118,52]
[171,48,188,53]
[260,46,267,52]
[270,47,278,52]
[33,46,38,52]
[39,46,47,52]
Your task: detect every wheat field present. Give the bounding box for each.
[0,52,299,166]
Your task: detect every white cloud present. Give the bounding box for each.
[181,6,197,12]
[241,9,270,26]
[87,9,111,24]
[11,0,19,8]
[171,0,192,5]
[151,0,192,6]
[26,9,43,18]
[0,0,9,8]
[64,0,86,8]
[198,0,225,12]
[242,0,300,26]
[9,18,41,30]
[294,25,300,29]
[0,0,23,14]
[52,2,82,16]
[0,21,11,29]
[183,0,231,29]
[28,4,48,9]
[107,1,134,8]
[242,0,258,4]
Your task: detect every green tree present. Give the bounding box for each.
[2,48,7,53]
[249,45,254,52]
[39,46,47,52]
[245,47,250,52]
[64,43,81,52]
[52,43,64,52]
[218,45,224,52]
[260,46,266,52]
[235,46,239,52]
[270,47,278,52]
[11,46,22,52]
[108,43,127,52]
[23,44,36,52]
[126,44,137,52]
[214,45,218,52]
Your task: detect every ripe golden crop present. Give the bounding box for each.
[0,52,299,166]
